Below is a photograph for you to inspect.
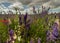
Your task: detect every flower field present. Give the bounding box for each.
[0,14,60,43]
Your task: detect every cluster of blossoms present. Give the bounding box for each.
[6,29,17,43]
[46,22,59,43]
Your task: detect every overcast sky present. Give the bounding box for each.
[0,0,60,7]
[0,0,60,14]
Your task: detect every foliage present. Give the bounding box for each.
[0,14,60,43]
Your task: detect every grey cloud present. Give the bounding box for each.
[0,0,32,4]
[50,0,60,7]
[0,0,60,8]
[0,0,50,4]
[19,0,32,5]
[28,0,50,6]
[27,0,60,8]
[0,0,17,3]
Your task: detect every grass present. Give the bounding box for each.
[0,14,60,43]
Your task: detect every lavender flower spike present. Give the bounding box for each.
[24,12,28,25]
[52,23,59,38]
[9,29,14,36]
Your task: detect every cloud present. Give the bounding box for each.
[0,0,32,5]
[0,0,50,5]
[0,0,60,8]
[49,6,60,13]
[0,0,60,14]
[0,0,17,3]
[50,0,60,7]
[42,1,54,8]
[0,4,6,9]
[28,0,50,6]
[24,7,34,14]
[27,0,60,8]
[8,2,24,10]
[42,0,60,8]
[19,0,32,5]
[22,6,42,14]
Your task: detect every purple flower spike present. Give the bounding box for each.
[24,12,28,25]
[52,23,59,38]
[38,38,41,43]
[9,29,14,36]
[24,12,31,30]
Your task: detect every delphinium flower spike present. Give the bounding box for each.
[9,29,14,37]
[52,23,59,39]
[24,12,31,30]
[46,22,59,43]
[8,29,14,43]
[24,12,28,25]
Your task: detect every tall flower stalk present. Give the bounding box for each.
[19,12,31,43]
